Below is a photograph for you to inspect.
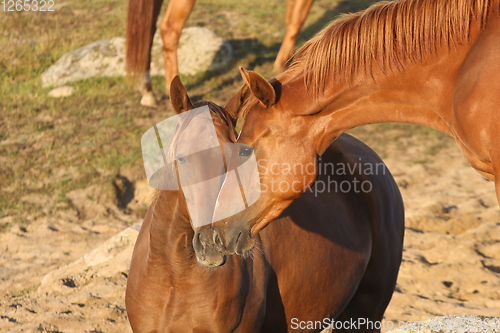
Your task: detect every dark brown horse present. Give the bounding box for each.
[211,0,500,246]
[125,0,314,107]
[125,77,404,332]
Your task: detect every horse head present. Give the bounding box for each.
[169,76,259,267]
[212,68,320,239]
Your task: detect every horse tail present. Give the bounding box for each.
[125,0,158,83]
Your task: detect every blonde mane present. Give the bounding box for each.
[288,0,498,94]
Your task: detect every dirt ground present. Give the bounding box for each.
[1,123,499,332]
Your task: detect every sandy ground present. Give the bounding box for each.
[1,130,499,332]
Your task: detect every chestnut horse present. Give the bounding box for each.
[209,0,500,246]
[125,0,314,107]
[125,76,404,332]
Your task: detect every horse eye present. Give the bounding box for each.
[239,147,253,157]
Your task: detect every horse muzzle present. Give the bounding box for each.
[192,227,227,267]
[193,224,255,267]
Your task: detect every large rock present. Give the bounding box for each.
[41,37,126,88]
[41,27,233,88]
[150,27,233,76]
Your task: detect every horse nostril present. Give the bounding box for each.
[235,231,242,245]
[214,232,224,250]
[194,232,205,252]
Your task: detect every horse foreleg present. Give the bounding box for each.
[139,0,164,108]
[160,0,195,97]
[273,0,313,74]
[140,70,159,108]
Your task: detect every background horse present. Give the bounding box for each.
[125,0,314,107]
[125,76,404,332]
[212,0,500,244]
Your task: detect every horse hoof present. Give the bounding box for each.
[140,92,158,108]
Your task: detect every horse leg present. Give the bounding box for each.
[138,0,164,108]
[273,0,313,74]
[140,69,158,107]
[160,0,195,97]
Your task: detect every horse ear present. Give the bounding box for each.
[239,67,276,108]
[224,84,250,120]
[170,75,193,114]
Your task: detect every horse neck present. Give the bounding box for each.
[280,24,482,155]
[148,191,196,273]
[145,192,249,313]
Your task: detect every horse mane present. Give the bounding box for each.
[151,101,235,205]
[288,0,498,95]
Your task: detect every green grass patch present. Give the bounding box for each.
[14,284,39,297]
